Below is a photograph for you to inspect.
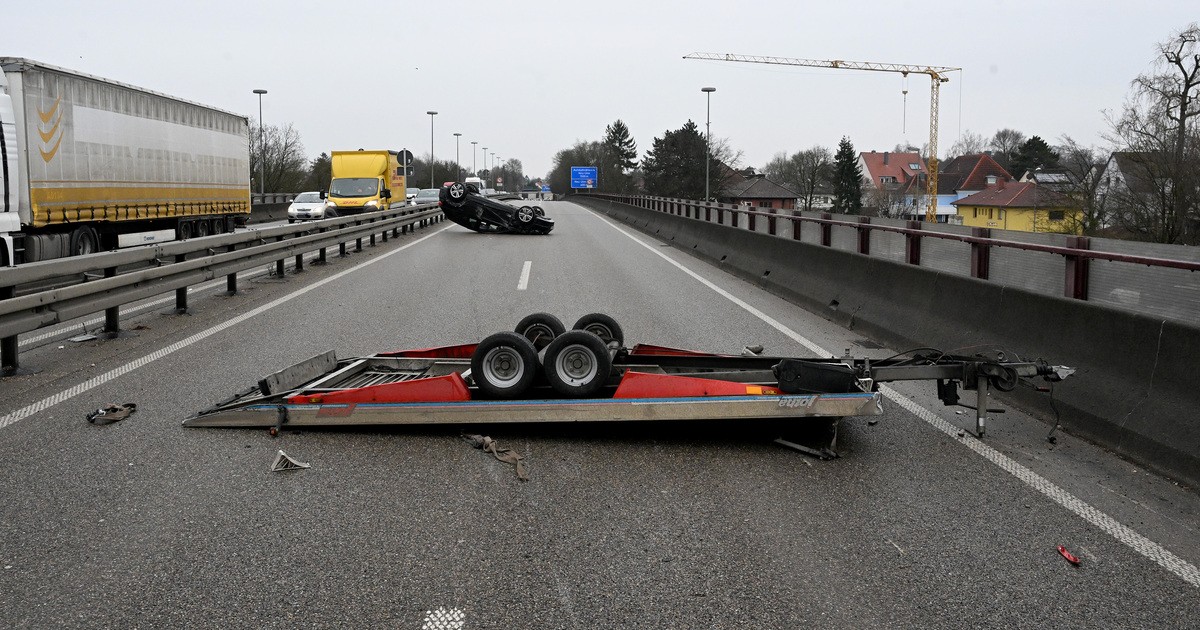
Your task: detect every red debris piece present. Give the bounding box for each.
[1057,545,1081,566]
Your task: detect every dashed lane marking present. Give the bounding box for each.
[593,211,1200,589]
[517,260,532,290]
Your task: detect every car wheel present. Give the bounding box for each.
[543,330,612,398]
[572,313,624,346]
[326,208,338,218]
[471,332,539,399]
[515,312,565,351]
[533,206,545,217]
[516,206,536,224]
[444,182,469,208]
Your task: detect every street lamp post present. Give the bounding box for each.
[482,147,488,181]
[702,87,716,201]
[471,141,478,177]
[253,89,267,195]
[453,132,462,182]
[427,111,438,188]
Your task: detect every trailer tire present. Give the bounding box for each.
[196,220,211,238]
[515,312,566,350]
[572,313,623,346]
[69,226,100,256]
[179,221,194,240]
[543,330,611,398]
[471,332,539,399]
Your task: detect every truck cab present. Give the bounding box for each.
[327,150,406,215]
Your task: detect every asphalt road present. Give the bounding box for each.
[1,200,1198,628]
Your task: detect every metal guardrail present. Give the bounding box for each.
[0,203,444,373]
[582,192,1200,309]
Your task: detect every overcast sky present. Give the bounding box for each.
[4,1,1194,179]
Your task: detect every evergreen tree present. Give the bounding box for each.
[832,136,863,214]
[601,119,638,193]
[1009,135,1060,178]
[641,121,708,199]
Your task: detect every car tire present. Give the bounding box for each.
[515,312,566,351]
[471,332,539,399]
[572,313,624,346]
[533,206,545,217]
[326,208,338,218]
[288,219,295,224]
[443,182,469,208]
[516,206,536,224]
[543,330,612,398]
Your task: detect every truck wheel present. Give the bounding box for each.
[516,206,536,224]
[212,218,226,234]
[444,182,468,208]
[69,227,100,256]
[471,332,539,399]
[196,220,211,237]
[515,312,565,350]
[572,313,623,346]
[543,330,612,398]
[179,221,194,240]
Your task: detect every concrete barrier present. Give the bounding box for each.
[576,196,1200,488]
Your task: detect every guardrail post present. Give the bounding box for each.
[294,252,304,272]
[716,207,724,224]
[821,214,832,247]
[905,220,922,265]
[768,210,777,236]
[970,227,991,279]
[793,213,803,241]
[857,217,872,255]
[748,210,757,232]
[226,244,239,293]
[1,285,16,375]
[276,236,286,277]
[1064,236,1090,300]
[705,203,712,222]
[175,254,188,312]
[104,267,120,335]
[382,225,389,242]
[356,236,363,252]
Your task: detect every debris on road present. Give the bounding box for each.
[1057,545,1082,566]
[270,450,310,472]
[69,333,98,342]
[463,434,528,481]
[86,403,137,425]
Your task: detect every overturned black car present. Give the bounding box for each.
[437,182,554,235]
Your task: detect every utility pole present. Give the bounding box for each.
[453,132,462,182]
[427,111,438,188]
[702,87,715,201]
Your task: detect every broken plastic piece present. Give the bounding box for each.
[270,450,310,472]
[69,333,99,342]
[86,403,137,425]
[1057,545,1081,566]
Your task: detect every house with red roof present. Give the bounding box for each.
[951,180,1081,234]
[857,151,927,218]
[935,153,1016,219]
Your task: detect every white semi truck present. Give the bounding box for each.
[0,58,251,265]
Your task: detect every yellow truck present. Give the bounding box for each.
[326,150,407,215]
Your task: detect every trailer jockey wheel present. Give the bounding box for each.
[572,313,624,346]
[543,330,612,398]
[517,206,536,224]
[444,182,468,208]
[471,332,539,399]
[515,312,566,351]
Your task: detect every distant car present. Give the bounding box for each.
[405,188,420,201]
[411,188,441,206]
[287,191,335,222]
[483,188,497,196]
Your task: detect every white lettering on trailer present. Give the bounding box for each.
[777,396,815,409]
[593,211,1200,590]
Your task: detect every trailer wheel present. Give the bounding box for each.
[572,313,623,346]
[515,312,566,350]
[179,221,194,240]
[471,332,539,399]
[196,220,211,238]
[212,218,226,235]
[516,206,536,224]
[69,226,100,256]
[544,330,612,398]
[444,182,469,208]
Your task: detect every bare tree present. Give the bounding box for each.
[946,130,987,158]
[791,146,833,212]
[250,121,309,193]
[1105,24,1200,244]
[1055,136,1110,234]
[989,128,1026,170]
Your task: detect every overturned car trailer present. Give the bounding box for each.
[184,313,1071,458]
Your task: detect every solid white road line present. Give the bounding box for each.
[593,211,1200,589]
[517,260,532,290]
[0,227,451,431]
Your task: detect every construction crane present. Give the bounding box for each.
[684,52,959,223]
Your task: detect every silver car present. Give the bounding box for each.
[411,188,441,206]
[287,191,334,222]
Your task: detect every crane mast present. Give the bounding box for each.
[684,52,958,222]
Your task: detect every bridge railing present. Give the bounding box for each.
[582,193,1200,326]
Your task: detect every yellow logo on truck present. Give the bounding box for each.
[37,95,64,163]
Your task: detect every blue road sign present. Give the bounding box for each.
[541,185,551,193]
[570,166,598,189]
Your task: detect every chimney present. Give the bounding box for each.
[883,152,890,165]
[996,177,1006,190]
